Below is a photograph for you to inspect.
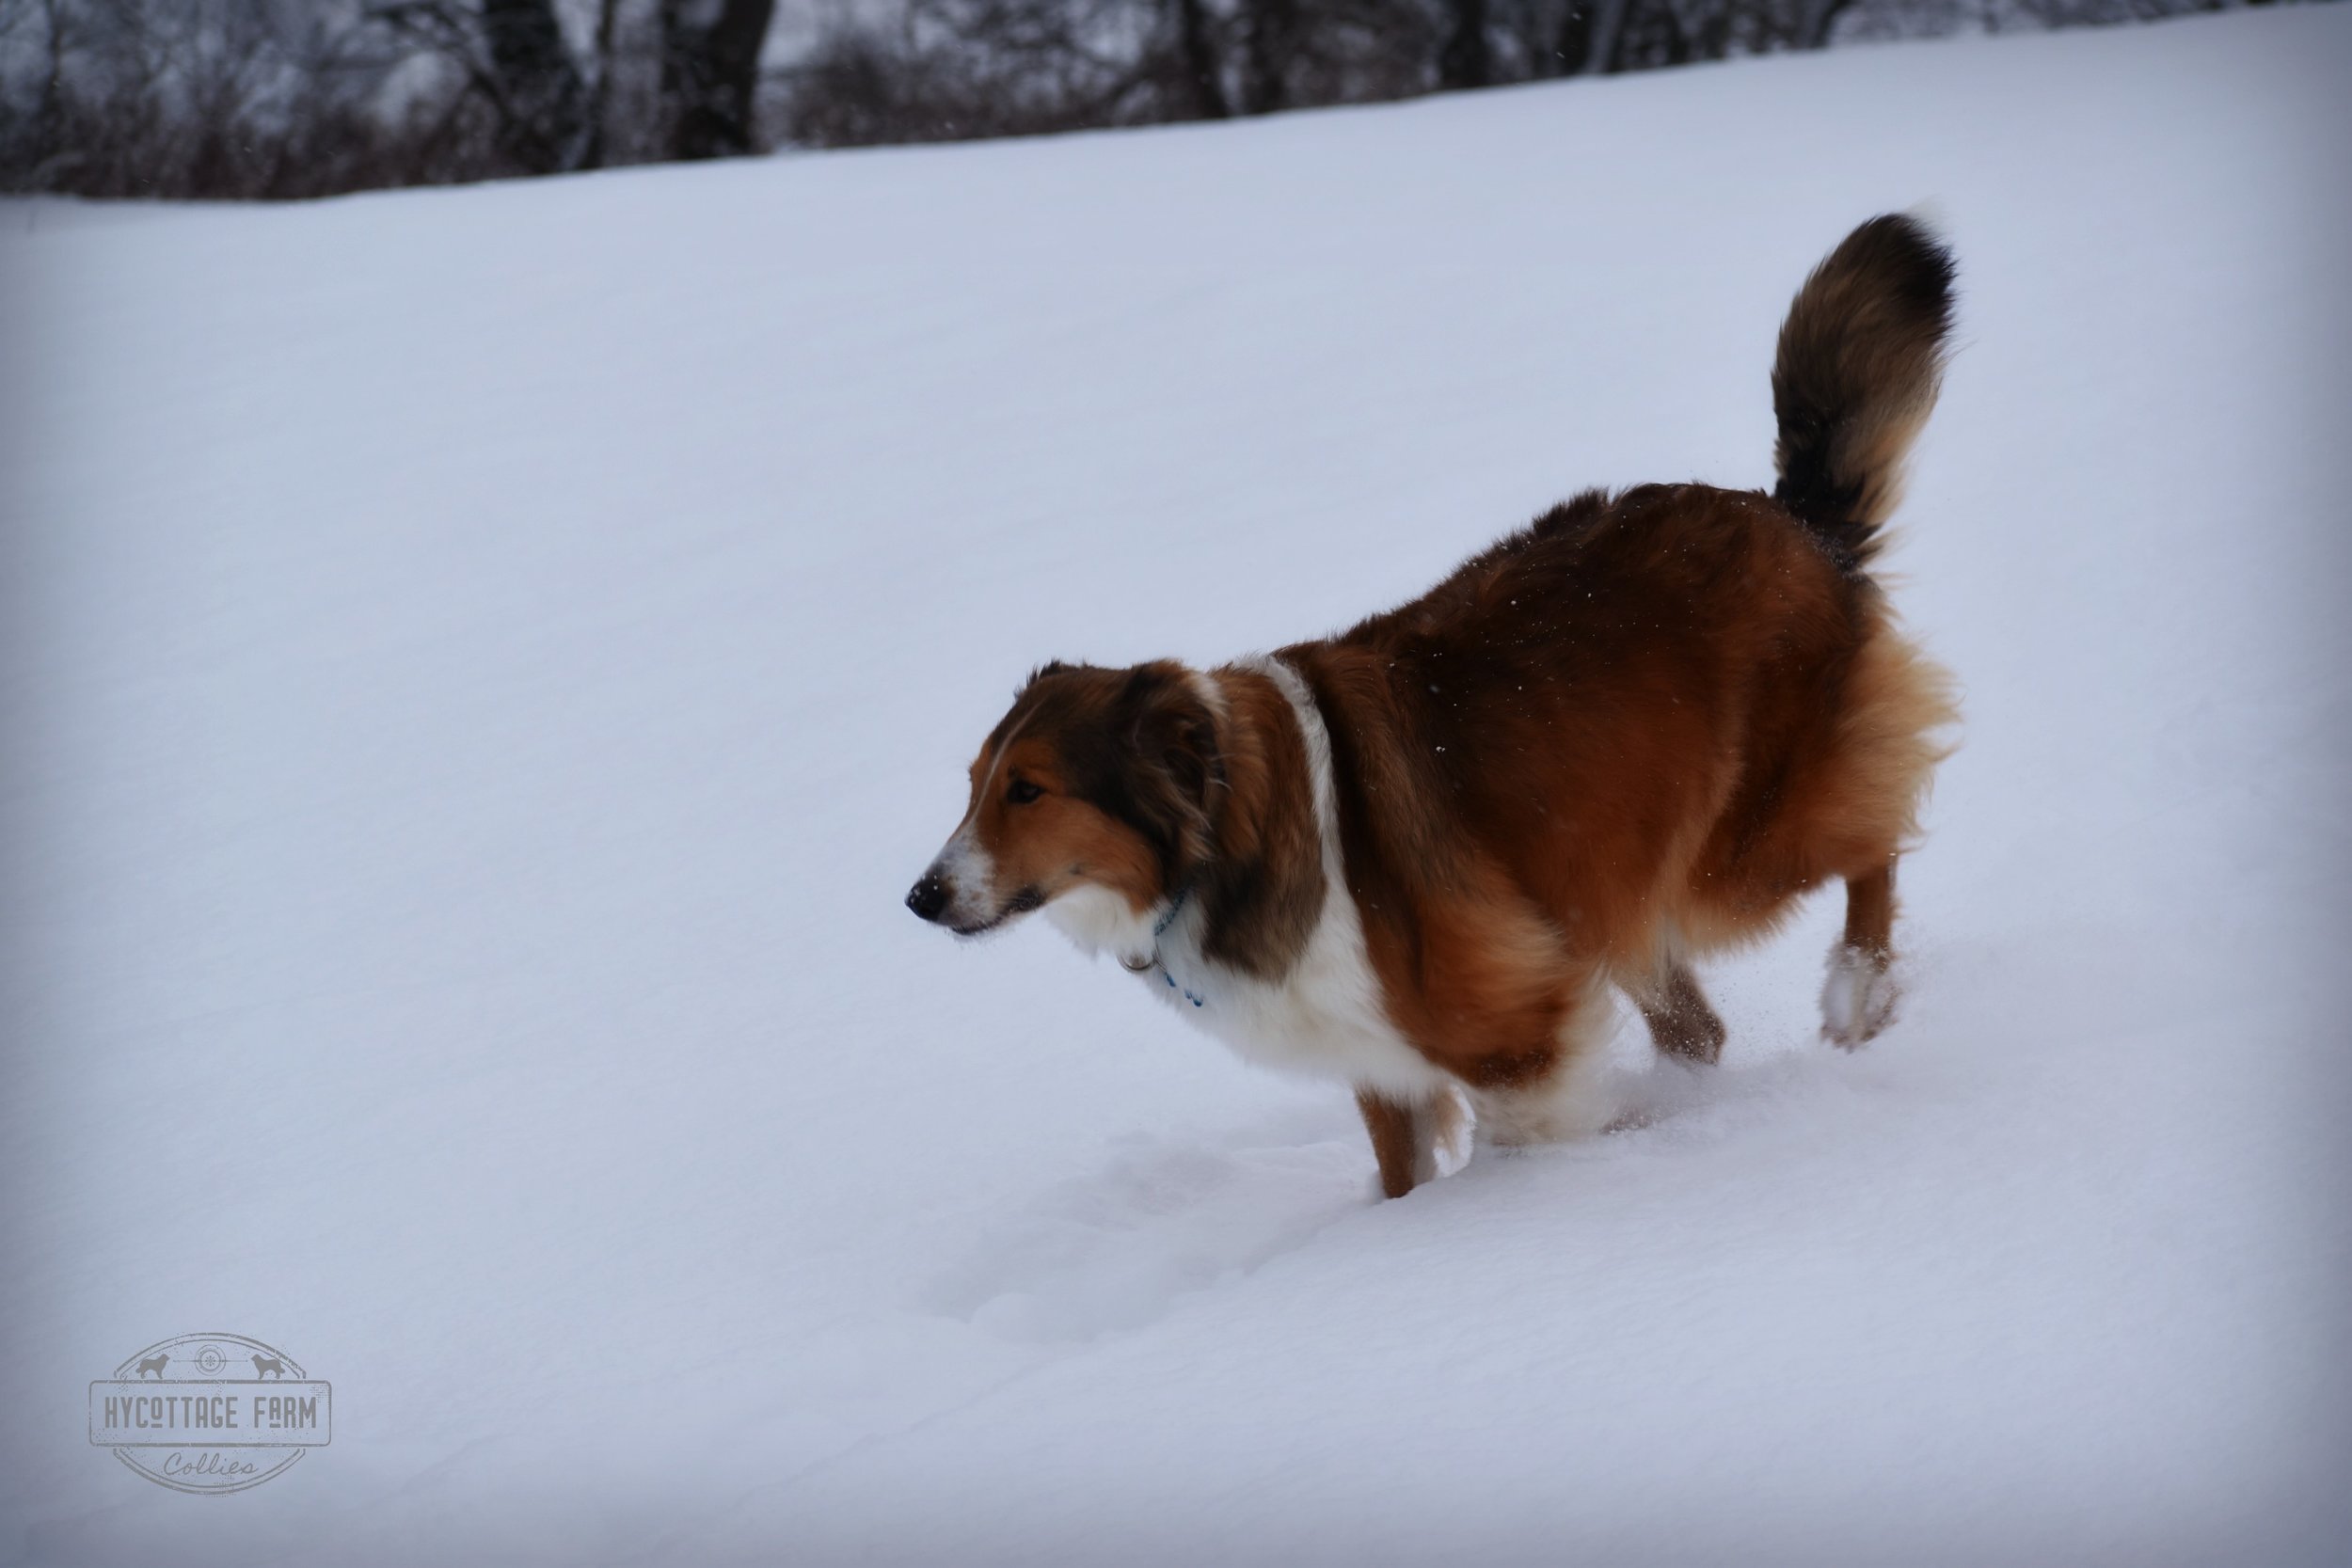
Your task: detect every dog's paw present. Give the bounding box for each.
[1820,946,1898,1049]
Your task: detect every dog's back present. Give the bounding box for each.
[1282,214,1958,1074]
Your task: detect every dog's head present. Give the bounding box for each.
[906,660,1220,942]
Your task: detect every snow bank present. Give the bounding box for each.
[2,8,2346,1563]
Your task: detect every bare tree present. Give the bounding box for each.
[1553,0,1598,74]
[1439,0,1491,87]
[586,0,623,162]
[660,0,777,159]
[482,0,588,167]
[1796,0,1863,43]
[375,0,595,172]
[1241,0,1298,111]
[1169,0,1229,117]
[1,0,2262,198]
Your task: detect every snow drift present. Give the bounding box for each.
[2,8,2347,1563]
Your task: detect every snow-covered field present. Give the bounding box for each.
[4,8,2348,1563]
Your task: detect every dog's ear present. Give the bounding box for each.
[1023,659,1081,693]
[1120,662,1221,858]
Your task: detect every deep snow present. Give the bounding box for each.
[3,8,2348,1564]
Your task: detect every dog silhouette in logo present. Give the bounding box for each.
[251,1354,288,1379]
[135,1354,167,1379]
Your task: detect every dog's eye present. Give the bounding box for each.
[1006,778,1044,806]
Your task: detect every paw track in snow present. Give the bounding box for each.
[924,1110,1374,1343]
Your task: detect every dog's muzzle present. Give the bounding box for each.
[905,872,949,923]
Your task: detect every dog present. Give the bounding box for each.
[135,1354,167,1379]
[909,215,1958,1198]
[252,1354,288,1379]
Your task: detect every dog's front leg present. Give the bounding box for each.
[1355,1088,1457,1198]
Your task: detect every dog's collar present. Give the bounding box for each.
[1152,886,1190,940]
[1119,887,1190,971]
[1120,887,1206,1006]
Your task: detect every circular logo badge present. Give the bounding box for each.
[88,1333,331,1494]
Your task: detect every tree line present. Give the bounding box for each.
[0,0,2274,199]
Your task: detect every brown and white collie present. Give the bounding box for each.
[909,215,1959,1198]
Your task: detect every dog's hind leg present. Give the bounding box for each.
[1823,861,1899,1047]
[1634,959,1726,1065]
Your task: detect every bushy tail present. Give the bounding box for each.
[1771,214,1957,575]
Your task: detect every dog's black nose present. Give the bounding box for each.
[906,873,948,923]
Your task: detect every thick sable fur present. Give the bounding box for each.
[911,214,1960,1199]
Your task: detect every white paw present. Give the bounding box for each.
[1821,947,1898,1048]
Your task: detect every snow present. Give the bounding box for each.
[3,8,2348,1563]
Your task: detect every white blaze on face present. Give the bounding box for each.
[928,822,1004,934]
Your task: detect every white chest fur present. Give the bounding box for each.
[1044,657,1447,1100]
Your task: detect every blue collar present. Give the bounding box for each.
[1152,886,1190,940]
[1146,887,1205,1007]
